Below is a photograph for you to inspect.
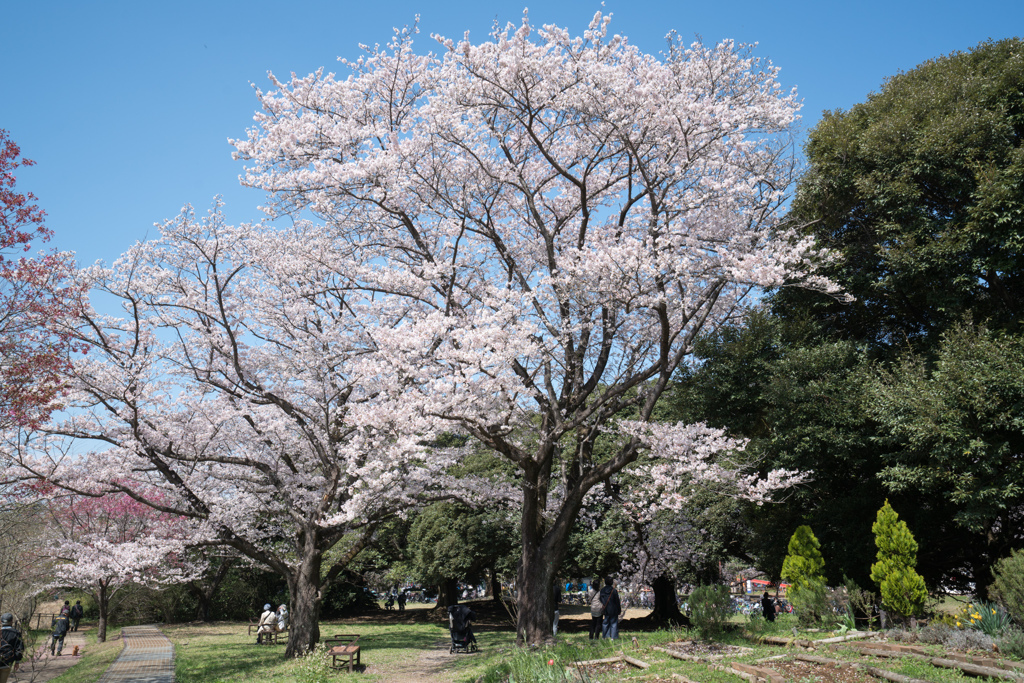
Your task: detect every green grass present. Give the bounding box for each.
[154,613,1024,683]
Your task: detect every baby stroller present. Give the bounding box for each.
[447,604,478,653]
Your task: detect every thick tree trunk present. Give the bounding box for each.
[649,574,690,625]
[437,579,459,608]
[489,568,501,602]
[284,553,322,658]
[96,580,108,643]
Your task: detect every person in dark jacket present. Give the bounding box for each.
[0,613,24,683]
[69,601,84,631]
[761,591,776,622]
[50,611,70,656]
[599,577,621,639]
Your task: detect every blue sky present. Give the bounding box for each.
[4,0,1022,268]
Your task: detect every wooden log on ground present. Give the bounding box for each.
[839,645,1024,681]
[622,655,650,669]
[732,661,785,683]
[794,653,932,683]
[577,655,624,666]
[816,632,876,644]
[652,646,703,661]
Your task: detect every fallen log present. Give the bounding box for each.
[838,645,1024,681]
[652,646,703,662]
[732,661,785,683]
[794,653,932,683]
[576,655,624,666]
[621,655,650,669]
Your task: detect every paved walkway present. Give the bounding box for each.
[96,625,175,683]
[11,630,89,682]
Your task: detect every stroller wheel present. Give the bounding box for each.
[449,644,454,654]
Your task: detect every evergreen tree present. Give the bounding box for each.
[781,525,826,591]
[871,501,928,618]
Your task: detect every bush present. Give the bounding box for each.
[788,578,830,627]
[688,584,733,641]
[944,628,994,652]
[917,622,952,644]
[781,526,826,592]
[999,627,1024,660]
[991,549,1024,626]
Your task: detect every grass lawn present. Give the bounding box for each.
[158,610,1017,683]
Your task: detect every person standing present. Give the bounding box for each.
[761,592,776,622]
[0,614,24,683]
[69,601,84,632]
[599,577,621,639]
[396,590,406,611]
[587,584,604,639]
[50,610,70,656]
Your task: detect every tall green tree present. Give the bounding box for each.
[871,501,927,619]
[782,38,1024,348]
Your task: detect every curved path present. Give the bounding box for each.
[96,625,175,683]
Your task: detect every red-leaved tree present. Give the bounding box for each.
[0,129,82,429]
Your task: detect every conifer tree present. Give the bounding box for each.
[871,501,927,618]
[781,525,826,590]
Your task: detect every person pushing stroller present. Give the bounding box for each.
[447,604,478,653]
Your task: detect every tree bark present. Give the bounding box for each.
[648,574,691,625]
[437,579,459,608]
[489,568,501,602]
[95,579,108,643]
[284,551,322,658]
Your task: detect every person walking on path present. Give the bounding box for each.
[599,577,621,639]
[49,612,70,656]
[69,602,84,632]
[0,613,24,683]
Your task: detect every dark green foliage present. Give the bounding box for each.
[871,502,927,618]
[687,584,733,640]
[783,38,1024,347]
[867,323,1024,545]
[991,549,1024,625]
[406,502,518,591]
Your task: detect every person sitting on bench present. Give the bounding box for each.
[256,604,278,644]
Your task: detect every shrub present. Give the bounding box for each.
[296,644,336,683]
[944,628,994,652]
[999,627,1024,660]
[689,584,733,640]
[788,578,830,627]
[781,526,826,593]
[991,549,1024,626]
[917,622,952,644]
[871,501,927,619]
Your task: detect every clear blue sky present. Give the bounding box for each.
[4,0,1022,268]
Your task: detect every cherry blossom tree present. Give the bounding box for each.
[44,487,197,642]
[6,204,457,656]
[232,12,841,643]
[0,129,82,429]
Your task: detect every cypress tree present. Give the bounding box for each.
[871,501,927,618]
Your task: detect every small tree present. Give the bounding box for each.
[990,549,1024,626]
[781,525,828,625]
[781,525,825,591]
[870,501,927,620]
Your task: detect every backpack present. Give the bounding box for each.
[0,629,22,666]
[590,590,604,615]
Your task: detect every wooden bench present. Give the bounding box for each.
[325,634,361,673]
[250,619,284,644]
